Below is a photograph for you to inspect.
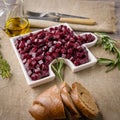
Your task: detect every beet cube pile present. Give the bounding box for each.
[15,25,95,81]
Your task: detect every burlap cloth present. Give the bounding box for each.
[24,0,116,33]
[0,1,120,120]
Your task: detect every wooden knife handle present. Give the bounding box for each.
[59,17,96,25]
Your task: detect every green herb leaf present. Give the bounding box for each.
[97,58,115,65]
[106,63,116,72]
[95,33,120,72]
[0,42,12,79]
[0,56,11,79]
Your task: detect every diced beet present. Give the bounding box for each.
[41,70,49,78]
[28,70,32,76]
[67,48,73,54]
[76,52,84,58]
[55,48,60,53]
[38,60,44,65]
[34,67,41,73]
[22,59,27,64]
[55,41,62,48]
[23,45,32,52]
[31,52,36,58]
[61,39,66,44]
[38,39,45,46]
[45,56,53,63]
[47,41,53,47]
[66,41,74,47]
[41,64,49,71]
[30,60,37,67]
[52,53,59,58]
[70,37,75,42]
[61,48,67,54]
[62,54,67,58]
[37,30,46,39]
[19,41,25,49]
[53,34,60,39]
[30,73,41,80]
[15,25,94,81]
[48,46,55,53]
[85,34,95,42]
[30,47,38,53]
[24,62,30,71]
[73,60,80,66]
[66,54,71,59]
[36,56,43,61]
[45,51,51,56]
[36,49,43,56]
[42,46,48,51]
[74,42,80,49]
[21,53,31,60]
[79,58,89,65]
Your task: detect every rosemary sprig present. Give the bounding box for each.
[95,32,120,72]
[0,42,11,79]
[51,59,65,81]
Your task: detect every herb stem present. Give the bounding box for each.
[95,32,120,72]
[51,59,65,82]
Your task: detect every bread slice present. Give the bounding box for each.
[29,85,66,120]
[70,82,99,119]
[60,82,80,119]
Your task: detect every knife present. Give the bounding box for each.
[26,11,96,25]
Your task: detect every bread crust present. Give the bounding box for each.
[29,85,66,120]
[71,82,99,119]
[29,82,99,120]
[29,103,49,120]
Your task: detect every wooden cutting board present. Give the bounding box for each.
[24,0,116,33]
[0,28,120,120]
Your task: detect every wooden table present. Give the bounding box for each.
[0,0,120,120]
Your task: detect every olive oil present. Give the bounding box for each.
[5,17,30,37]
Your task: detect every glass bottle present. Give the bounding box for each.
[0,0,6,29]
[4,0,30,37]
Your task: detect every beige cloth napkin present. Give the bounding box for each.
[24,0,116,33]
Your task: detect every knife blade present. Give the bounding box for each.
[26,11,96,25]
[26,11,88,19]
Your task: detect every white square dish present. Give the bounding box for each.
[10,23,97,87]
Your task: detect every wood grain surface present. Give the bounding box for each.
[0,0,120,120]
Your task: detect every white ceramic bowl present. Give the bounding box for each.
[10,23,97,87]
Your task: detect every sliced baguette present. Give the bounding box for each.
[29,85,66,120]
[70,82,99,119]
[60,82,80,119]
